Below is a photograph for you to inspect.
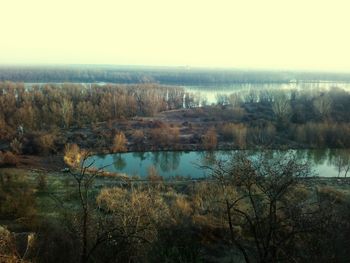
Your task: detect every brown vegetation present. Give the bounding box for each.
[0,152,18,167]
[202,128,218,150]
[0,82,350,156]
[0,150,350,262]
[111,132,127,153]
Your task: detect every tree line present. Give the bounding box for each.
[2,66,350,85]
[201,86,350,149]
[0,82,184,135]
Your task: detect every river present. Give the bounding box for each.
[87,149,350,179]
[183,81,350,104]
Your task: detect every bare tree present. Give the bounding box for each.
[221,123,247,149]
[0,225,35,262]
[313,94,332,120]
[271,93,292,122]
[216,93,229,106]
[243,89,259,104]
[259,89,274,104]
[61,98,73,128]
[111,132,128,153]
[228,92,242,108]
[62,146,110,263]
[95,186,169,261]
[202,128,218,150]
[62,146,168,262]
[248,123,276,146]
[202,151,325,263]
[331,150,350,177]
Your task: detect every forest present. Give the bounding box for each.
[0,81,350,158]
[0,68,350,263]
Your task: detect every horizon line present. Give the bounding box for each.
[1,63,350,74]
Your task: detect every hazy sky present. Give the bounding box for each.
[1,0,350,71]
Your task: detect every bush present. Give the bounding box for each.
[0,171,37,226]
[247,123,276,146]
[221,123,247,148]
[294,122,350,147]
[36,173,48,191]
[64,144,82,167]
[36,133,57,155]
[149,126,180,149]
[0,151,18,167]
[202,128,217,150]
[111,132,127,153]
[10,138,22,155]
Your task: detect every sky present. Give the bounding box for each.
[1,0,350,71]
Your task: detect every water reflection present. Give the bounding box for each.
[112,154,126,170]
[158,152,181,172]
[199,151,218,166]
[132,152,148,162]
[328,149,350,177]
[88,149,350,178]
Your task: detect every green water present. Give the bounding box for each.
[88,149,350,178]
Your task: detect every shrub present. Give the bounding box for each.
[247,123,276,146]
[10,138,22,155]
[294,122,350,148]
[202,128,217,150]
[149,126,180,148]
[36,173,48,191]
[132,129,144,143]
[111,132,127,153]
[34,133,57,155]
[0,151,18,167]
[64,144,82,167]
[222,123,247,148]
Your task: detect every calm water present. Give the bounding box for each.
[88,149,350,178]
[184,82,350,104]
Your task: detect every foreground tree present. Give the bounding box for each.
[0,226,35,262]
[203,151,327,263]
[62,146,169,262]
[62,146,107,263]
[96,187,169,261]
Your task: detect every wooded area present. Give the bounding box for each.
[0,68,350,262]
[1,149,350,262]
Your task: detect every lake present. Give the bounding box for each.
[87,149,350,178]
